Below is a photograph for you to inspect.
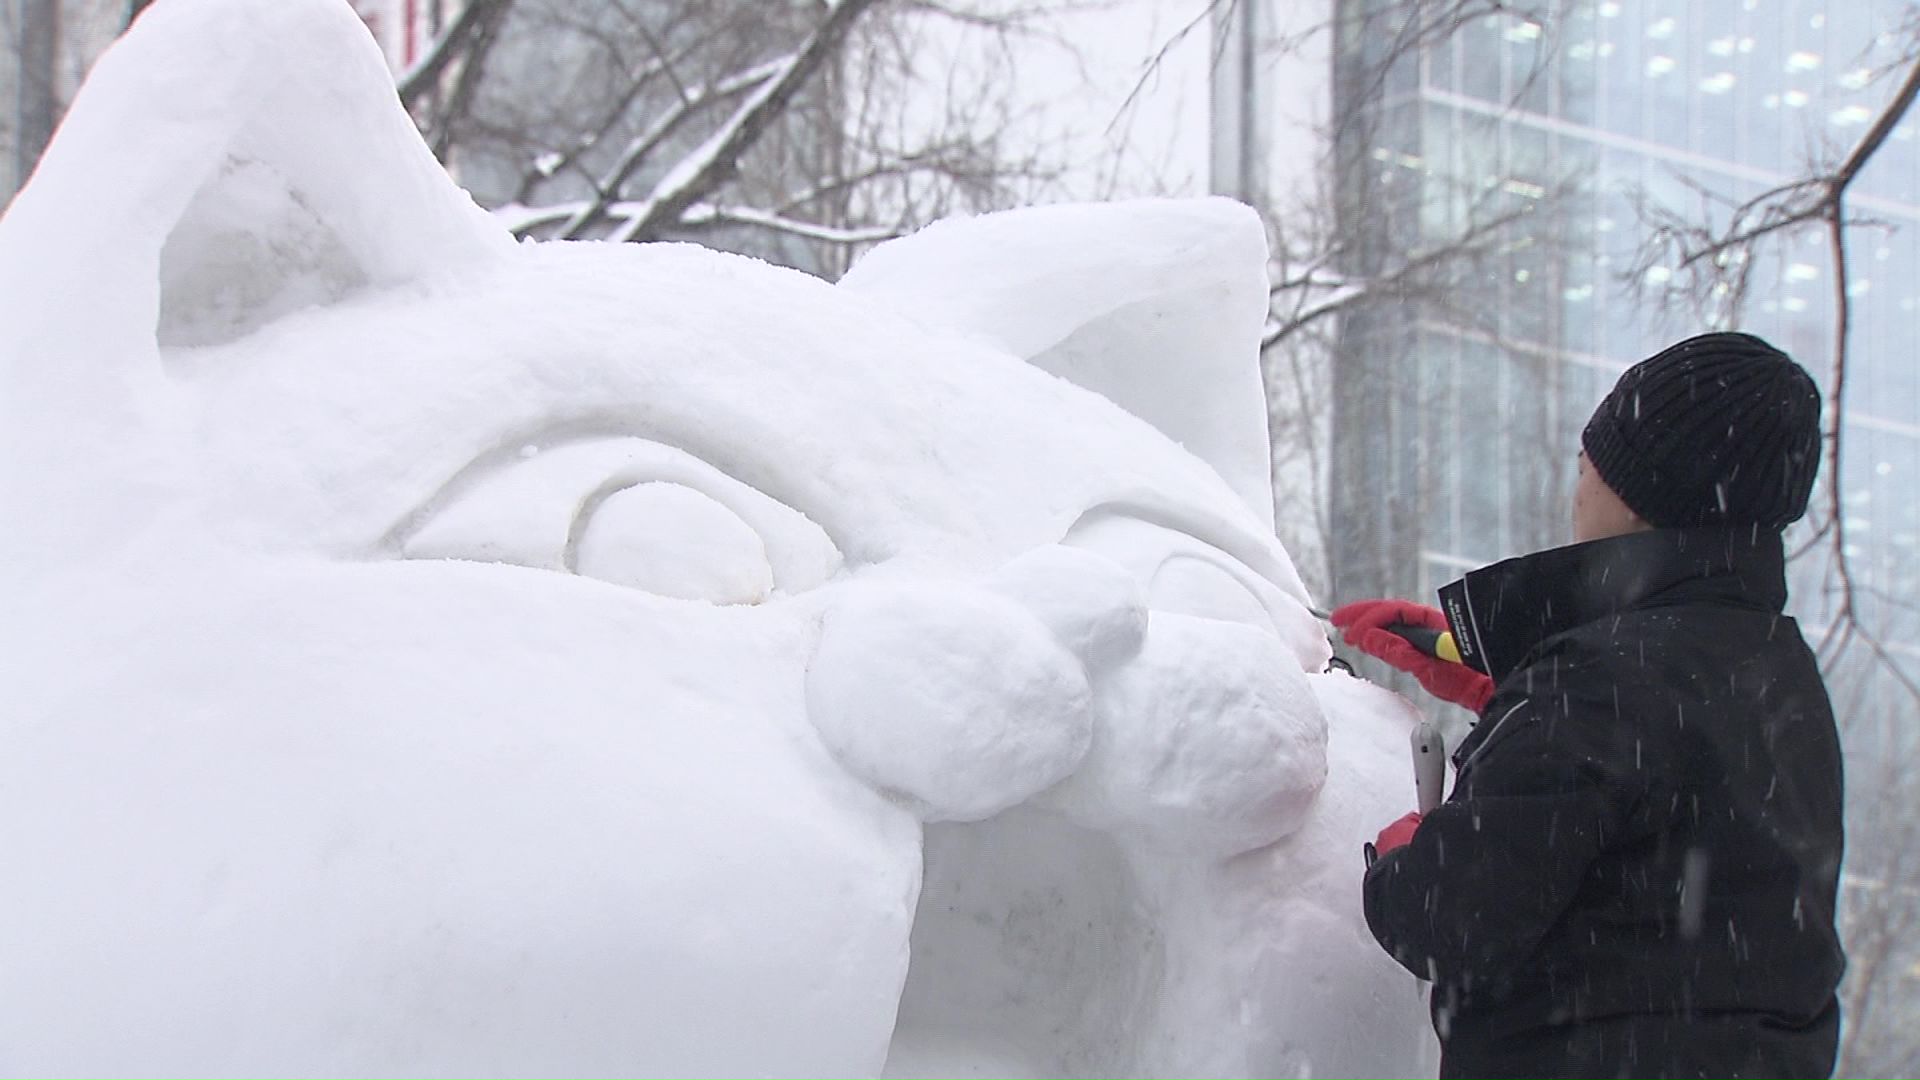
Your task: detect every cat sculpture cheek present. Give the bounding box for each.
[0,0,1434,1076]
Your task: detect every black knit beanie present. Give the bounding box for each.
[1580,332,1822,531]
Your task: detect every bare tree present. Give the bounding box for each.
[1259,179,1565,599]
[1210,0,1569,602]
[398,0,1095,274]
[1630,46,1920,674]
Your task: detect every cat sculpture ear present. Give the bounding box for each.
[0,0,511,566]
[839,198,1276,531]
[0,0,510,365]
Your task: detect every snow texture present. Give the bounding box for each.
[0,0,1436,1076]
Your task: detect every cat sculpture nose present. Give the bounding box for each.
[807,541,1326,854]
[803,546,1145,823]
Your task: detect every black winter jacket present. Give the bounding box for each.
[1363,528,1845,1079]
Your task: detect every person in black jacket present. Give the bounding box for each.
[1332,332,1846,1080]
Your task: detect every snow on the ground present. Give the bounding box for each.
[0,0,1435,1076]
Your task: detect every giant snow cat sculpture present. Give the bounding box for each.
[0,1,1435,1076]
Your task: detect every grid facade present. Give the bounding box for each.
[1328,0,1919,651]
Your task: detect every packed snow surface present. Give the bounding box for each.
[0,0,1435,1076]
[841,199,1279,532]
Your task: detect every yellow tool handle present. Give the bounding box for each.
[1385,623,1462,664]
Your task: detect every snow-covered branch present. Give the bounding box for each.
[499,199,900,248]
[396,0,513,110]
[1263,191,1542,349]
[677,203,902,245]
[398,0,1105,276]
[556,57,789,239]
[601,0,884,244]
[510,49,688,205]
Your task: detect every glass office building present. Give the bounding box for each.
[1327,0,1918,661]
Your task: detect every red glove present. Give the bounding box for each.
[1375,811,1423,855]
[1331,599,1494,712]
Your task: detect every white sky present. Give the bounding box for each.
[958,0,1333,211]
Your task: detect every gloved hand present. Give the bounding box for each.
[1375,811,1423,855]
[1331,599,1494,712]
[1363,810,1424,868]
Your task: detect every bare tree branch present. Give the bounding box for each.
[423,0,517,159]
[1108,0,1226,134]
[1816,198,1857,662]
[1628,52,1920,662]
[1631,55,1920,294]
[397,0,513,110]
[677,202,903,244]
[1263,194,1541,348]
[555,57,787,239]
[403,0,1109,274]
[604,0,884,243]
[509,48,680,205]
[505,198,899,247]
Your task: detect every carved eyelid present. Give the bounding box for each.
[1059,508,1297,637]
[393,435,842,595]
